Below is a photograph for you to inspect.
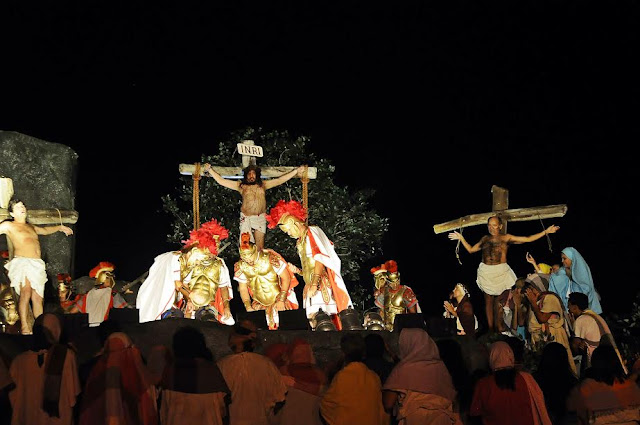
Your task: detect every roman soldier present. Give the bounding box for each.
[372,260,421,331]
[136,218,235,325]
[70,262,129,327]
[266,199,353,330]
[234,232,299,329]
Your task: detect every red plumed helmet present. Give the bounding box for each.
[266,199,307,229]
[181,219,229,256]
[89,262,115,279]
[384,260,398,273]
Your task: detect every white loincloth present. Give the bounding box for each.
[5,256,47,298]
[476,262,517,296]
[239,212,267,239]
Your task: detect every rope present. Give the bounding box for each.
[455,218,463,265]
[301,165,309,224]
[538,212,553,252]
[55,208,63,227]
[193,163,201,230]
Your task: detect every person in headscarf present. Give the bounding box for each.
[567,344,640,425]
[548,247,602,315]
[79,332,158,425]
[382,328,462,425]
[443,283,477,337]
[8,312,81,425]
[216,320,287,425]
[320,333,389,425]
[159,326,230,425]
[470,341,552,425]
[276,338,328,425]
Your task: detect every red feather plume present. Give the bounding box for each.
[266,199,307,229]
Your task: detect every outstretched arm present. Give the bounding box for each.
[35,225,73,236]
[525,252,542,273]
[203,163,241,191]
[509,225,559,244]
[264,166,305,189]
[448,231,483,253]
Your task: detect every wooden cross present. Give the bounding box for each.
[0,208,78,258]
[178,140,317,247]
[432,185,567,235]
[179,140,318,180]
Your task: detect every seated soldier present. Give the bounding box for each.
[64,262,129,327]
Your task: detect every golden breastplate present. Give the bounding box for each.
[297,234,315,285]
[383,287,407,330]
[239,253,281,306]
[186,257,223,308]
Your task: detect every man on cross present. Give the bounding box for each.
[448,215,559,333]
[203,163,305,251]
[0,199,73,334]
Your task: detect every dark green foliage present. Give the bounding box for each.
[161,127,388,308]
[604,293,640,370]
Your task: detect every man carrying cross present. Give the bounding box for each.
[448,216,559,333]
[203,163,305,251]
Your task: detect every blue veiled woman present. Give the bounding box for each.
[548,247,602,314]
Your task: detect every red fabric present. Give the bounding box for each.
[279,339,327,396]
[470,372,536,425]
[79,333,158,425]
[265,343,290,368]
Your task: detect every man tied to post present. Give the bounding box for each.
[0,199,73,334]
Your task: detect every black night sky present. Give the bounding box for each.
[1,0,639,319]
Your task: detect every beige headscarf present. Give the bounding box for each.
[489,341,515,371]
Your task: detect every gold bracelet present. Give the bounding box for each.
[276,291,287,302]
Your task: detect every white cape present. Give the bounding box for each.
[137,251,181,323]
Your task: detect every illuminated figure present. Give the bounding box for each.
[266,199,353,330]
[137,219,234,325]
[371,260,420,331]
[234,232,299,329]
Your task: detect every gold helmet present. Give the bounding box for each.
[239,232,257,263]
[89,262,115,287]
[57,273,72,301]
[370,263,388,290]
[266,199,307,239]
